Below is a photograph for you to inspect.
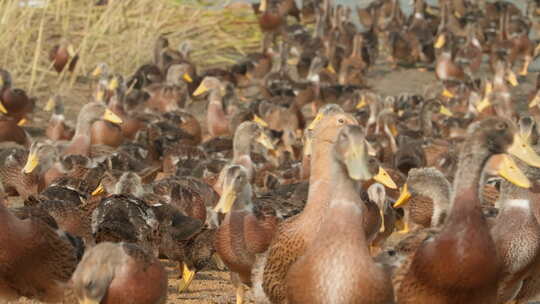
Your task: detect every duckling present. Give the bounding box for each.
[49,38,78,73]
[71,242,168,304]
[215,164,279,304]
[45,95,74,141]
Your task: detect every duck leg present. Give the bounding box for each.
[520,56,531,76]
[231,272,245,304]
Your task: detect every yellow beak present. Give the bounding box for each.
[373,167,397,189]
[102,108,123,124]
[183,73,193,83]
[439,105,453,117]
[22,152,39,174]
[67,44,76,57]
[326,64,336,74]
[497,155,531,188]
[0,101,7,114]
[394,183,411,208]
[44,98,55,111]
[308,113,323,131]
[17,118,27,126]
[253,115,268,127]
[356,96,367,109]
[79,297,99,304]
[506,70,519,87]
[530,94,540,108]
[214,184,236,214]
[91,66,102,77]
[193,82,208,96]
[256,132,275,150]
[96,89,105,102]
[508,134,540,168]
[108,77,119,91]
[477,97,491,113]
[92,183,105,196]
[434,34,446,49]
[442,88,454,98]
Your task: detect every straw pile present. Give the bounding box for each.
[0,0,261,105]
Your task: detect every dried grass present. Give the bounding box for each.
[0,0,260,102]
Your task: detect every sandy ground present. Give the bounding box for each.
[5,52,539,303]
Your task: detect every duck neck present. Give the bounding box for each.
[450,144,491,216]
[419,106,434,137]
[233,131,252,160]
[207,89,226,120]
[331,160,362,205]
[303,139,335,215]
[233,184,254,213]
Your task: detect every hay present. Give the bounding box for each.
[0,0,261,102]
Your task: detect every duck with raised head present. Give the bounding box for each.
[193,76,231,138]
[49,38,78,74]
[63,102,123,157]
[45,95,74,141]
[214,164,279,304]
[71,242,168,304]
[395,117,540,304]
[285,124,394,304]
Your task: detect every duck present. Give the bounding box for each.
[258,109,360,303]
[395,117,540,303]
[0,68,34,124]
[71,242,168,304]
[49,38,78,73]
[45,95,74,141]
[63,102,123,157]
[214,164,279,304]
[193,77,231,138]
[393,167,452,233]
[285,124,394,303]
[0,180,80,303]
[257,0,298,50]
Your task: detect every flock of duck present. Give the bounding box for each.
[5,0,540,303]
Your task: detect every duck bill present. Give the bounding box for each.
[259,0,268,12]
[178,264,196,293]
[373,167,397,189]
[476,98,491,113]
[108,77,119,91]
[44,98,55,111]
[193,82,208,96]
[92,182,105,196]
[441,88,454,98]
[434,34,446,49]
[96,89,105,102]
[67,44,76,57]
[91,65,102,77]
[308,113,323,131]
[497,155,531,188]
[253,114,268,127]
[530,94,540,108]
[326,64,336,74]
[256,132,275,150]
[394,183,411,208]
[508,134,540,168]
[22,152,39,174]
[356,96,367,109]
[344,143,372,181]
[17,118,27,126]
[183,73,193,83]
[0,102,7,114]
[79,297,99,304]
[506,70,519,87]
[103,109,123,124]
[439,105,453,117]
[214,185,236,214]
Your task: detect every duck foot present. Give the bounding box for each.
[236,284,245,304]
[178,263,196,293]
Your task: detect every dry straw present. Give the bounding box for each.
[0,0,261,105]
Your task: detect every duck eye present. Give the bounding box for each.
[496,122,508,130]
[338,118,345,124]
